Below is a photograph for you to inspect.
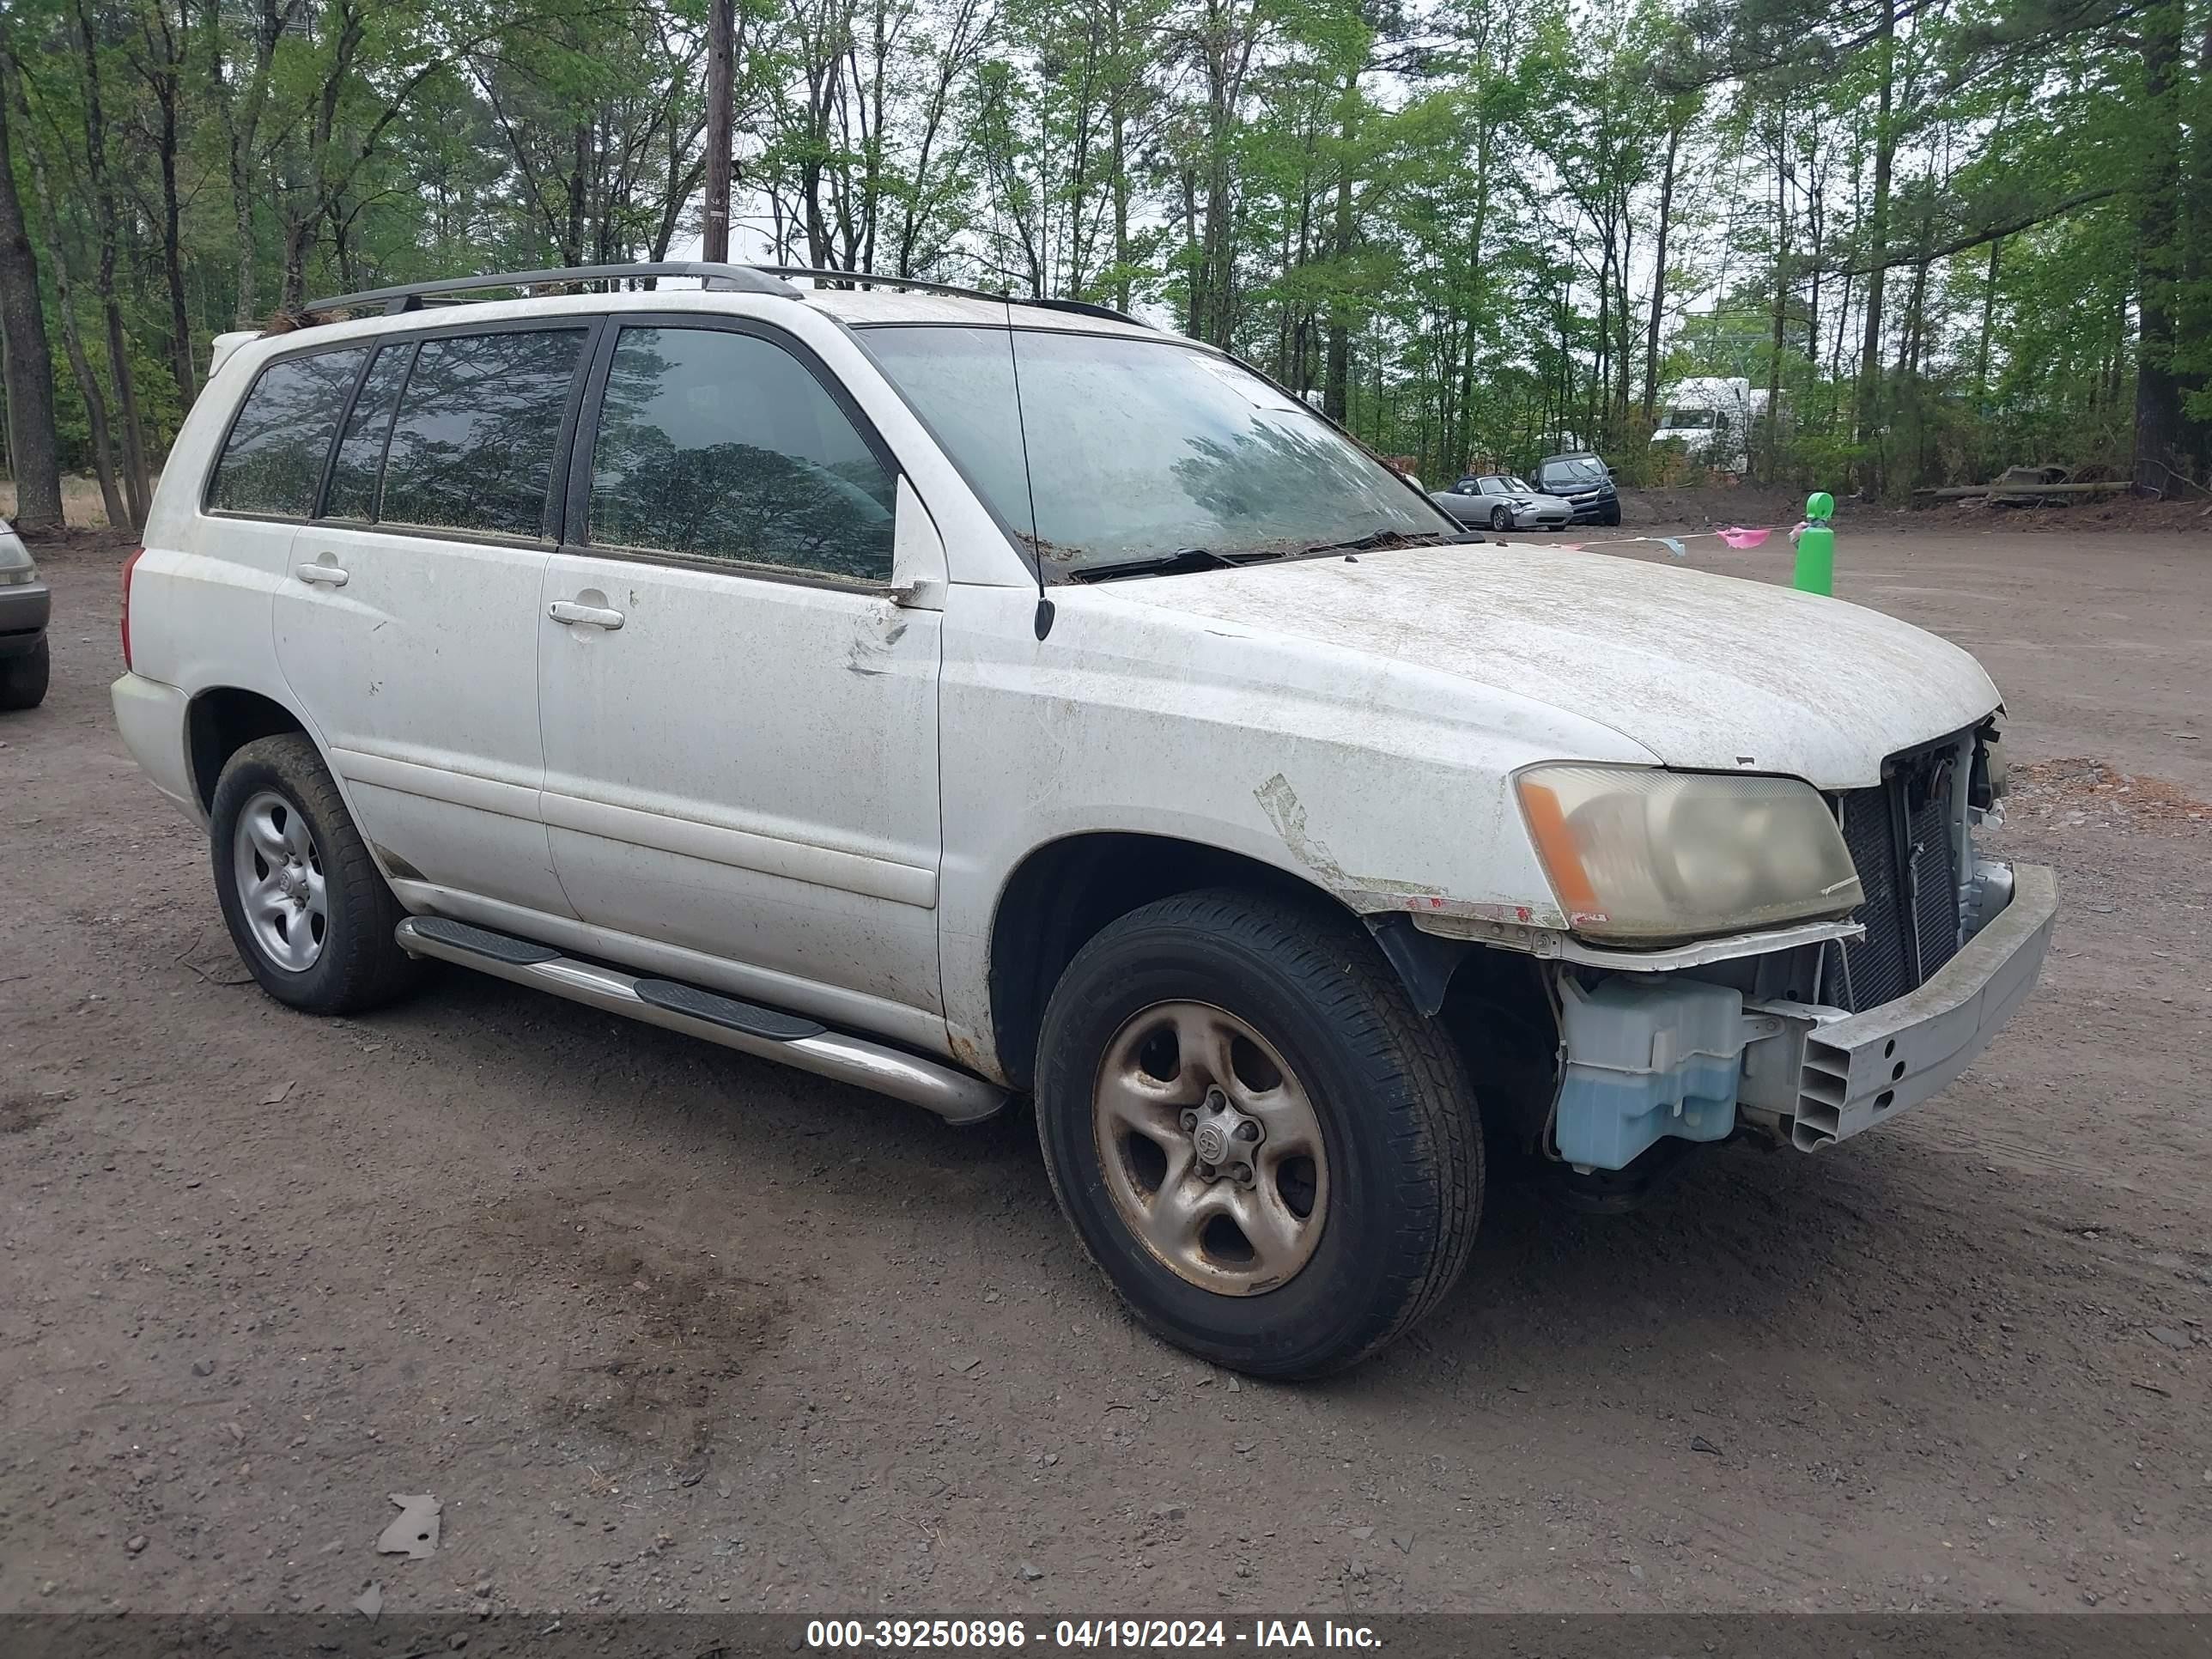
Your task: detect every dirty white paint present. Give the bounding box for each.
[1106,546,2000,790]
[280,525,574,920]
[114,281,2010,1091]
[534,548,946,1015]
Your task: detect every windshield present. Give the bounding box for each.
[860,325,1450,574]
[1540,456,1609,485]
[1504,476,1536,493]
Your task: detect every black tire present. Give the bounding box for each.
[210,732,423,1014]
[0,638,49,710]
[1035,889,1482,1378]
[1489,505,1511,532]
[1601,503,1621,527]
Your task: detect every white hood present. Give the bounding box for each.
[1113,544,1999,789]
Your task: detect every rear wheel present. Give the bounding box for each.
[210,733,423,1014]
[1035,890,1482,1378]
[0,638,49,710]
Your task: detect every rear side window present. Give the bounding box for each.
[378,330,585,538]
[208,348,366,517]
[322,343,413,523]
[586,325,895,582]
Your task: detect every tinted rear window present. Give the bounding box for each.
[322,343,413,523]
[208,349,366,517]
[377,331,585,538]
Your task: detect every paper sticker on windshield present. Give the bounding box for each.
[1188,353,1304,412]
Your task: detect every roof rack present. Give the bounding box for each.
[303,261,801,316]
[302,259,1156,331]
[753,267,1153,330]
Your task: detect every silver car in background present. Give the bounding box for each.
[1430,474,1574,532]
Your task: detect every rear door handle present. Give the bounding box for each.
[295,560,349,586]
[548,600,625,630]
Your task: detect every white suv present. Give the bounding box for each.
[112,262,2057,1377]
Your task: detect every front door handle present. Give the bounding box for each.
[548,599,625,630]
[295,559,349,586]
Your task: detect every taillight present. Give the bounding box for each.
[120,547,146,671]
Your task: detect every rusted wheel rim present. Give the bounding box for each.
[1091,1000,1329,1294]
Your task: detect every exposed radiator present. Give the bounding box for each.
[1826,738,1966,1013]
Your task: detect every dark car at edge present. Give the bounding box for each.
[1533,451,1620,526]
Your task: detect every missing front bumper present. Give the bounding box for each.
[1753,861,2058,1150]
[1546,861,2057,1170]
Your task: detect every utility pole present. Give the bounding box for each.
[702,0,735,262]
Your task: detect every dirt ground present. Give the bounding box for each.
[2,521,2208,1620]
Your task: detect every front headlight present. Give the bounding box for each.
[0,564,37,586]
[1516,764,1863,944]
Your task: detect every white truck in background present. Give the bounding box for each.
[1651,377,1770,474]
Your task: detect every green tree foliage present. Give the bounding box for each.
[0,0,2195,520]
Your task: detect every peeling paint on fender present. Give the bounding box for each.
[1255,772,1446,906]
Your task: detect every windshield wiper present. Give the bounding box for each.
[1070,547,1250,583]
[1304,528,1479,555]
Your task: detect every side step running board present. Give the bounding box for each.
[395,916,1008,1125]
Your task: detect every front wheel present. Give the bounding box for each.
[1035,890,1482,1378]
[210,732,424,1014]
[1601,504,1621,527]
[0,638,49,710]
[1489,506,1512,532]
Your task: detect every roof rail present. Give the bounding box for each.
[299,259,1155,331]
[755,267,1153,330]
[303,261,801,316]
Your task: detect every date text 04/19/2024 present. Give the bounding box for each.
[804,1619,1383,1650]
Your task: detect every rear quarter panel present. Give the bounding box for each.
[131,345,298,712]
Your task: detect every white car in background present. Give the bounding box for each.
[109,261,2055,1379]
[1431,474,1575,532]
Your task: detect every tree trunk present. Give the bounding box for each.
[1180,167,1199,337]
[212,0,295,326]
[1591,248,1609,447]
[1110,88,1131,312]
[702,0,734,261]
[1322,78,1358,422]
[1766,137,1789,485]
[27,155,128,531]
[0,71,64,531]
[1322,166,1353,420]
[77,0,150,528]
[1641,121,1679,421]
[158,77,194,405]
[566,121,591,266]
[230,142,258,325]
[1853,0,1897,493]
[2131,0,2186,487]
[1975,237,2002,404]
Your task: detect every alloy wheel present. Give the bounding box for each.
[1091,1000,1330,1294]
[231,790,328,972]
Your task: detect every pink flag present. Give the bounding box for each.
[1716,526,1772,549]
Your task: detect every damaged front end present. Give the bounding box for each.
[1403,720,2058,1197]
